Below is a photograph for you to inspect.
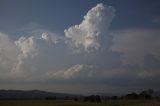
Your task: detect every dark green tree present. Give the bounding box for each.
[139,89,154,99]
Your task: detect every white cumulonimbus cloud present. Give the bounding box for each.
[1,2,160,88]
[0,3,116,82]
[64,3,115,52]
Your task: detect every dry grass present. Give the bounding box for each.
[0,99,160,106]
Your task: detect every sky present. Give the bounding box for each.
[0,0,160,94]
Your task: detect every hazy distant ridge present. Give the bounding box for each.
[0,90,80,99]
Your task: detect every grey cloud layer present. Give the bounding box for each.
[110,29,160,79]
[110,29,160,66]
[0,3,160,89]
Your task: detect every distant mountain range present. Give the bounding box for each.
[0,90,81,99]
[0,89,159,100]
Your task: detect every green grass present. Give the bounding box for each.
[0,100,160,106]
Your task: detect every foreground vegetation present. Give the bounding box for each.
[0,99,160,106]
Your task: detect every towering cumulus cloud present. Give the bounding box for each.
[64,3,115,52]
[1,2,160,92]
[0,3,116,83]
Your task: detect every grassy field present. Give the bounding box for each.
[0,100,160,106]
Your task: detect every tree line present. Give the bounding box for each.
[0,89,158,102]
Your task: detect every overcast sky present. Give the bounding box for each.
[0,0,160,94]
